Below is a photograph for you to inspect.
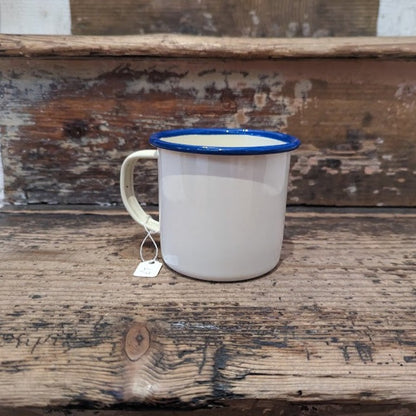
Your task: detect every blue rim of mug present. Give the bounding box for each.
[149,128,301,155]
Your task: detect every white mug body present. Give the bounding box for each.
[158,150,290,281]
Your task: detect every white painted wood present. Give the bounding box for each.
[377,0,416,36]
[0,0,71,34]
[0,0,71,206]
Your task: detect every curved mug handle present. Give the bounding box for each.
[120,150,160,233]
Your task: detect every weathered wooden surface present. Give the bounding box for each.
[70,0,379,37]
[1,54,415,206]
[2,35,416,58]
[0,208,415,408]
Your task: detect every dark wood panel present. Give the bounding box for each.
[1,57,415,207]
[0,208,415,407]
[70,0,379,37]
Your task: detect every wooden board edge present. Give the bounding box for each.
[1,34,416,59]
[1,206,416,218]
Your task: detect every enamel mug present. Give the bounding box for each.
[120,128,300,282]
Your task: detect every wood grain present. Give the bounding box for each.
[1,56,415,206]
[0,208,415,408]
[2,34,416,58]
[69,0,379,37]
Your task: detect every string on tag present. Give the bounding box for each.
[140,224,159,263]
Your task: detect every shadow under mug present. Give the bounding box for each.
[120,128,300,282]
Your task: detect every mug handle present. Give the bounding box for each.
[120,149,160,233]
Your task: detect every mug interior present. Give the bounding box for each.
[161,134,285,147]
[149,128,300,155]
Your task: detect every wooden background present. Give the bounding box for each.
[1,44,415,207]
[0,0,415,208]
[70,0,379,37]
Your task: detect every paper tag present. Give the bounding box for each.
[133,260,163,278]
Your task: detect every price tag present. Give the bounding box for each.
[133,260,163,278]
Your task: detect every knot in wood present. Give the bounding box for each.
[125,323,150,361]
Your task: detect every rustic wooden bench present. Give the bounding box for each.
[0,35,416,415]
[1,206,416,415]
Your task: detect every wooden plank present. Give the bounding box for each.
[1,57,415,207]
[0,208,415,408]
[2,401,416,415]
[2,34,416,58]
[70,0,379,37]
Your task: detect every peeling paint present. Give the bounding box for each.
[291,154,315,176]
[286,21,299,37]
[202,12,217,33]
[364,166,382,175]
[294,79,312,101]
[254,92,267,109]
[395,83,416,99]
[322,167,339,175]
[383,186,401,195]
[302,22,311,37]
[345,185,357,195]
[269,83,285,101]
[228,108,250,128]
[249,10,260,26]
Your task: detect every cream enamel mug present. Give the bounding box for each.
[120,128,300,282]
